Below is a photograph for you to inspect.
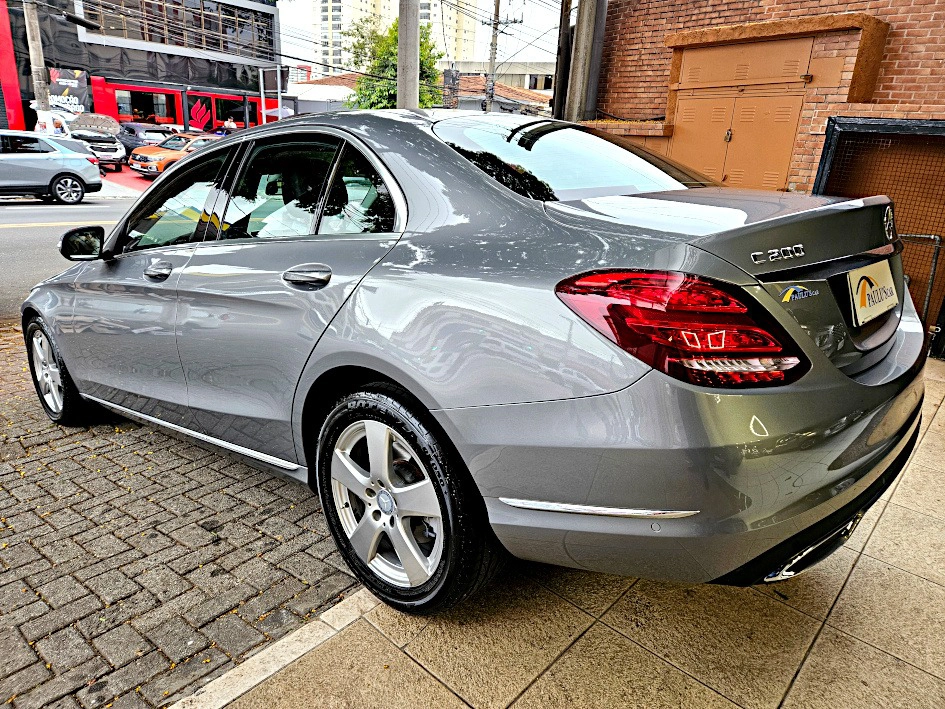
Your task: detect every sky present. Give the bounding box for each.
[275,0,560,70]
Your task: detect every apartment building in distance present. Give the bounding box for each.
[312,0,477,76]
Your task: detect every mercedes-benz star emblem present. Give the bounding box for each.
[377,489,395,515]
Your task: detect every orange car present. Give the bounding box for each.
[128,133,219,177]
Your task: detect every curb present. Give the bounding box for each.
[169,589,381,709]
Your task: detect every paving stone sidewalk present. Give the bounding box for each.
[0,324,358,708]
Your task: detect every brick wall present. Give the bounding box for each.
[600,0,945,119]
[597,0,945,192]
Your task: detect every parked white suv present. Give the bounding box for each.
[0,130,103,204]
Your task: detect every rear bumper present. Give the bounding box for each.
[435,294,926,583]
[86,182,102,193]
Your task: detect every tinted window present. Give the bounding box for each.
[433,118,714,201]
[219,135,340,240]
[159,136,188,150]
[47,138,93,154]
[2,136,53,154]
[318,144,397,235]
[123,149,231,252]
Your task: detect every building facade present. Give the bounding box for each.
[311,0,477,76]
[0,0,282,131]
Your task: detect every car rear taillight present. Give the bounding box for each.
[86,156,99,165]
[556,270,808,388]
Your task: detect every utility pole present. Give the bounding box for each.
[552,0,572,119]
[23,0,51,112]
[484,1,521,112]
[565,0,607,122]
[397,0,419,109]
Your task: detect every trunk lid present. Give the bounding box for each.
[545,188,904,373]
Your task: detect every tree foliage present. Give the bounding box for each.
[343,18,443,109]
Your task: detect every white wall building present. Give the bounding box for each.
[312,0,478,76]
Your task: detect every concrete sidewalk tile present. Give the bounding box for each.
[171,619,335,709]
[524,563,636,617]
[405,575,593,708]
[864,502,945,586]
[319,588,380,630]
[364,602,430,648]
[755,546,858,620]
[924,378,945,407]
[513,623,735,708]
[911,412,945,472]
[603,581,820,709]
[924,359,945,383]
[891,463,945,521]
[226,620,464,709]
[782,626,945,709]
[844,499,886,553]
[829,555,945,680]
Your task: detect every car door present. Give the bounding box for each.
[68,145,235,425]
[176,130,404,462]
[0,134,56,190]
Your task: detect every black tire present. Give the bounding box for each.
[24,317,98,426]
[113,163,123,172]
[50,175,85,204]
[315,386,504,614]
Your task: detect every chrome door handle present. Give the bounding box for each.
[143,261,174,280]
[282,264,332,288]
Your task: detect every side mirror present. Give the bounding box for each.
[59,226,105,261]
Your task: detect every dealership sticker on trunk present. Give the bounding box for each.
[847,260,898,327]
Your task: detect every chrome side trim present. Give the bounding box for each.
[81,394,300,471]
[498,498,699,519]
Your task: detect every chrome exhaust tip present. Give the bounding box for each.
[764,512,864,583]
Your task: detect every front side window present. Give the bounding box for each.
[219,135,341,240]
[2,136,53,154]
[123,149,231,252]
[433,117,714,202]
[318,144,397,235]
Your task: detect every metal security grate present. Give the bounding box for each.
[821,130,945,328]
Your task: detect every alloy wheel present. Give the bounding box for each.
[330,420,444,588]
[54,177,83,204]
[32,331,64,414]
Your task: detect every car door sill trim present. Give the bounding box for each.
[81,394,300,471]
[498,498,699,519]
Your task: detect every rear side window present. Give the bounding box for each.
[2,136,53,154]
[48,138,93,154]
[219,135,341,240]
[432,117,714,201]
[318,144,397,235]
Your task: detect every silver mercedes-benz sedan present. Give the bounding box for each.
[22,111,925,613]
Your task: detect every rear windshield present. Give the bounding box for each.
[145,130,172,140]
[432,118,714,202]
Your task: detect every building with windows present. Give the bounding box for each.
[0,0,283,131]
[311,0,477,77]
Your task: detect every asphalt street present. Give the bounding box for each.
[0,198,135,319]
